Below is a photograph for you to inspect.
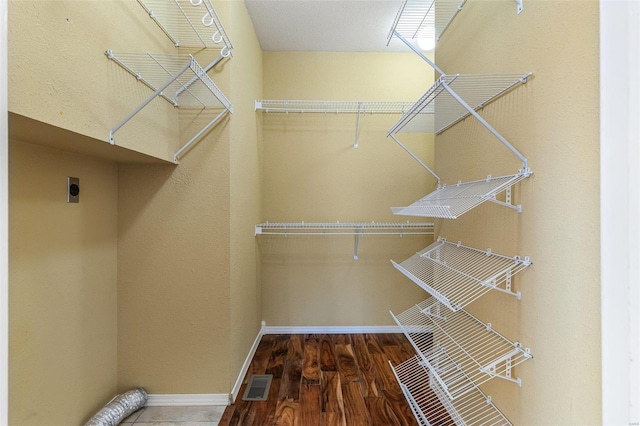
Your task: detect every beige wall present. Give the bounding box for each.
[227,1,264,387]
[9,140,118,425]
[8,0,180,162]
[260,52,436,326]
[435,0,600,423]
[117,0,264,394]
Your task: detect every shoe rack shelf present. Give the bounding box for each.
[391,237,531,312]
[390,297,532,399]
[386,1,532,425]
[390,355,512,425]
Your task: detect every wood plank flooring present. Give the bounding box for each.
[220,334,421,426]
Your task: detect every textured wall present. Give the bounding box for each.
[260,52,436,326]
[435,0,601,423]
[117,1,265,395]
[227,1,264,389]
[9,140,118,425]
[8,0,180,161]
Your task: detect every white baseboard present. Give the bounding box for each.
[230,321,266,403]
[146,393,229,406]
[263,325,401,334]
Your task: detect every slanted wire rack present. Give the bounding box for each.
[137,0,233,56]
[390,298,532,400]
[387,0,468,44]
[391,237,531,311]
[391,171,530,219]
[390,355,512,426]
[387,73,532,136]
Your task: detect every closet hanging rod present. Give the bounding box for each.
[255,221,434,236]
[255,100,424,115]
[255,221,434,261]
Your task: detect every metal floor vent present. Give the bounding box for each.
[242,374,273,401]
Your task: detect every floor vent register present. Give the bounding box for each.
[242,374,273,401]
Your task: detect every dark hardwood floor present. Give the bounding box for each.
[219,333,421,426]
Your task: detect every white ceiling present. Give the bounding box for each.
[244,0,412,52]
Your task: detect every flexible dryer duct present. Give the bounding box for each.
[85,388,147,426]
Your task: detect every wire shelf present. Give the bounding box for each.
[106,52,232,110]
[255,221,434,236]
[391,237,531,311]
[391,297,532,400]
[391,171,529,219]
[390,355,512,426]
[106,51,232,161]
[254,100,430,115]
[388,0,467,44]
[388,73,531,135]
[255,221,434,260]
[137,0,233,55]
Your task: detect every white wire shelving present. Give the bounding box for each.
[254,221,434,260]
[255,100,431,148]
[388,0,523,48]
[391,237,531,311]
[137,0,233,56]
[106,51,232,163]
[387,73,532,136]
[391,170,530,219]
[387,0,468,45]
[390,298,532,401]
[390,355,512,426]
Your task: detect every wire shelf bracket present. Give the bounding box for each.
[137,0,233,56]
[255,100,429,148]
[254,221,434,260]
[391,170,530,219]
[390,355,513,425]
[390,297,533,399]
[106,51,233,163]
[390,237,531,311]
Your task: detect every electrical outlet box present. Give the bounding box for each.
[67,177,80,203]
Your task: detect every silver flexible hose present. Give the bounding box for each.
[85,388,147,426]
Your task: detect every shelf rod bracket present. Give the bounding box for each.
[480,347,523,385]
[109,59,192,145]
[389,134,441,186]
[174,109,230,163]
[515,0,524,14]
[354,226,361,260]
[354,102,362,148]
[392,31,445,76]
[483,185,522,213]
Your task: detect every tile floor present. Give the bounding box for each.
[121,406,226,425]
